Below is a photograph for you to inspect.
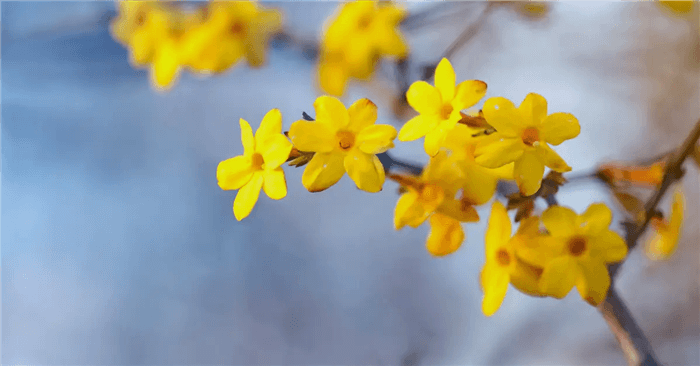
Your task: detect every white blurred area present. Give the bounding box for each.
[1,2,698,365]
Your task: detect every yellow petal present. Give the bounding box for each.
[394,191,427,230]
[541,112,580,146]
[516,235,562,268]
[509,258,546,297]
[259,134,293,169]
[485,201,512,257]
[217,156,253,190]
[590,230,627,263]
[517,93,548,127]
[474,136,525,169]
[263,167,287,200]
[233,172,264,220]
[288,120,336,153]
[423,126,447,157]
[347,98,378,133]
[645,226,677,261]
[453,80,487,111]
[434,58,455,102]
[256,108,283,142]
[314,95,349,129]
[376,28,408,57]
[437,198,480,223]
[344,150,385,193]
[150,39,183,90]
[514,151,545,196]
[539,256,577,299]
[480,262,510,316]
[670,188,685,230]
[482,97,523,137]
[426,213,464,256]
[579,202,613,234]
[398,115,439,141]
[541,205,578,237]
[406,81,441,115]
[234,118,256,158]
[302,152,346,192]
[575,259,610,306]
[460,164,499,205]
[318,59,350,96]
[356,124,397,154]
[538,144,572,172]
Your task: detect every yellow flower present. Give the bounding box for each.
[217,109,293,221]
[288,97,397,193]
[185,1,282,73]
[111,1,169,67]
[475,93,580,196]
[399,58,488,156]
[646,189,685,260]
[148,9,204,90]
[520,203,627,306]
[480,203,548,316]
[442,123,514,205]
[318,1,408,96]
[393,152,480,256]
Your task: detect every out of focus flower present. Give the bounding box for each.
[646,189,685,260]
[185,1,282,73]
[217,109,293,221]
[288,97,396,193]
[520,203,627,306]
[399,58,488,156]
[318,1,408,96]
[475,93,580,196]
[442,123,514,205]
[111,1,282,90]
[393,152,480,256]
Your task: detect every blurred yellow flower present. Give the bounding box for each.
[442,123,514,205]
[475,93,580,196]
[217,109,293,221]
[393,152,480,256]
[318,0,408,96]
[399,58,488,156]
[520,203,627,306]
[646,189,685,260]
[185,1,282,73]
[288,97,397,193]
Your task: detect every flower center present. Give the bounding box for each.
[336,130,355,151]
[420,183,443,203]
[230,21,246,36]
[567,236,587,256]
[440,104,454,120]
[357,15,372,30]
[135,13,146,26]
[251,152,265,170]
[496,248,511,266]
[521,127,540,146]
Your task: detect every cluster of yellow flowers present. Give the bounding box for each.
[112,1,687,317]
[111,1,282,90]
[214,52,634,315]
[318,1,409,96]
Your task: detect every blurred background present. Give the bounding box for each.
[2,1,699,364]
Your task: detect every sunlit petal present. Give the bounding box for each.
[541,112,580,146]
[480,262,510,316]
[344,150,385,192]
[406,81,441,115]
[302,152,346,192]
[233,172,264,220]
[539,256,577,299]
[434,58,456,102]
[217,156,254,190]
[288,120,336,153]
[482,97,523,137]
[262,167,287,200]
[514,151,545,196]
[347,98,378,133]
[357,125,397,154]
[453,80,487,111]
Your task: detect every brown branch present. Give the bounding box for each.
[598,288,660,366]
[599,117,700,366]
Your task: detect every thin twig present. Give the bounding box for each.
[599,118,700,366]
[598,288,661,366]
